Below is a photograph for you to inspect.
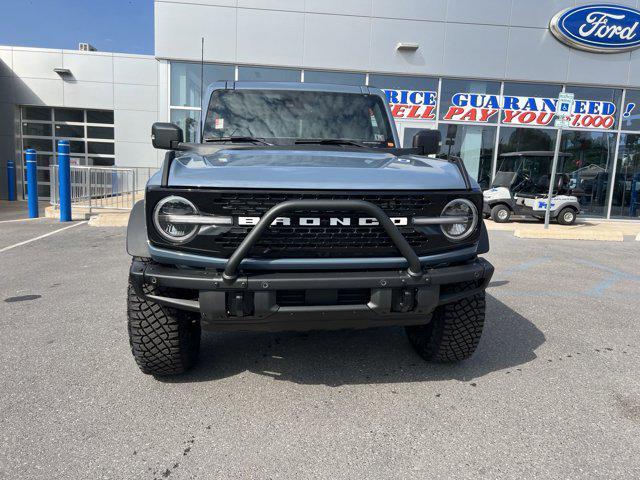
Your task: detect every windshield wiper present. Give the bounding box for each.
[203,136,272,146]
[294,138,368,148]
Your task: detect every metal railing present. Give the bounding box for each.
[50,165,140,215]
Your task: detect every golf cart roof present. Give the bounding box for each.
[500,151,571,158]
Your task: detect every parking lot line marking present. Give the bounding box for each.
[0,221,88,253]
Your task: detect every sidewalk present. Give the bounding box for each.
[0,200,48,221]
[485,218,640,241]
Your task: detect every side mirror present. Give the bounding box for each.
[152,122,183,150]
[412,129,441,156]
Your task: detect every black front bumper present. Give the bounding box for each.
[129,258,494,332]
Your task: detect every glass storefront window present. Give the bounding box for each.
[369,74,438,92]
[500,82,562,127]
[611,133,640,219]
[304,70,366,85]
[369,75,439,123]
[170,109,201,143]
[438,123,496,189]
[237,66,301,82]
[440,79,501,124]
[86,110,114,124]
[23,107,51,121]
[560,130,616,216]
[21,122,52,137]
[54,109,84,122]
[498,126,556,154]
[170,62,235,108]
[621,89,640,132]
[565,85,622,130]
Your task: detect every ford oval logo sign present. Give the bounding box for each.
[550,4,640,53]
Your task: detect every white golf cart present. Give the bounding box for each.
[483,151,581,225]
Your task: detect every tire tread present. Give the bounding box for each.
[406,283,485,363]
[127,280,200,376]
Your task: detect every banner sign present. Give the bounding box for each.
[550,5,640,53]
[441,93,616,129]
[383,89,437,120]
[383,89,618,129]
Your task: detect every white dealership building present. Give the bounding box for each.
[1,0,640,219]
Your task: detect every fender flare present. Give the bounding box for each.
[477,220,490,254]
[126,200,150,258]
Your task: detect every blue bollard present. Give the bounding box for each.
[7,160,16,201]
[25,149,38,217]
[57,140,72,222]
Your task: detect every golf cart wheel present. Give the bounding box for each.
[405,285,485,363]
[490,204,511,223]
[557,207,577,225]
[127,280,201,376]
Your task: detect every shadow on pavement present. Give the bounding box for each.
[160,294,545,386]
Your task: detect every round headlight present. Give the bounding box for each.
[153,196,199,243]
[440,198,478,241]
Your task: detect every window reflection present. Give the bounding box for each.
[237,66,301,82]
[612,133,640,219]
[438,123,496,189]
[304,70,365,86]
[498,126,556,154]
[560,130,616,217]
[170,109,201,143]
[170,62,235,107]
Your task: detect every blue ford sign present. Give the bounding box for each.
[550,4,640,53]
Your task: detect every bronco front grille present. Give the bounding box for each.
[146,189,481,259]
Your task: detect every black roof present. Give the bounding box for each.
[499,151,571,158]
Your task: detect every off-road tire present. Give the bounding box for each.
[405,285,485,363]
[557,207,576,225]
[127,280,201,376]
[490,204,511,223]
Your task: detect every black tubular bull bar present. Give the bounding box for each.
[221,199,424,281]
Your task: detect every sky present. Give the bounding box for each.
[0,0,154,54]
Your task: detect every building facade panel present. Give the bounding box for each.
[154,2,237,62]
[446,0,513,26]
[236,8,305,66]
[114,84,158,111]
[114,55,159,85]
[509,0,574,28]
[371,0,447,22]
[302,13,371,70]
[442,23,509,78]
[237,0,304,12]
[62,52,114,83]
[505,28,570,83]
[113,109,158,143]
[305,0,372,17]
[369,18,445,75]
[12,48,63,80]
[63,81,114,109]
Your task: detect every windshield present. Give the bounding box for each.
[497,156,567,176]
[202,89,395,145]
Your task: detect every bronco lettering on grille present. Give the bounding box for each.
[237,216,409,226]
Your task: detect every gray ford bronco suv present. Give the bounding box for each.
[126,82,494,376]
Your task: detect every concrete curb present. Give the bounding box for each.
[44,206,90,221]
[88,212,130,227]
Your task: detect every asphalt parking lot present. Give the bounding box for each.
[1,218,639,479]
